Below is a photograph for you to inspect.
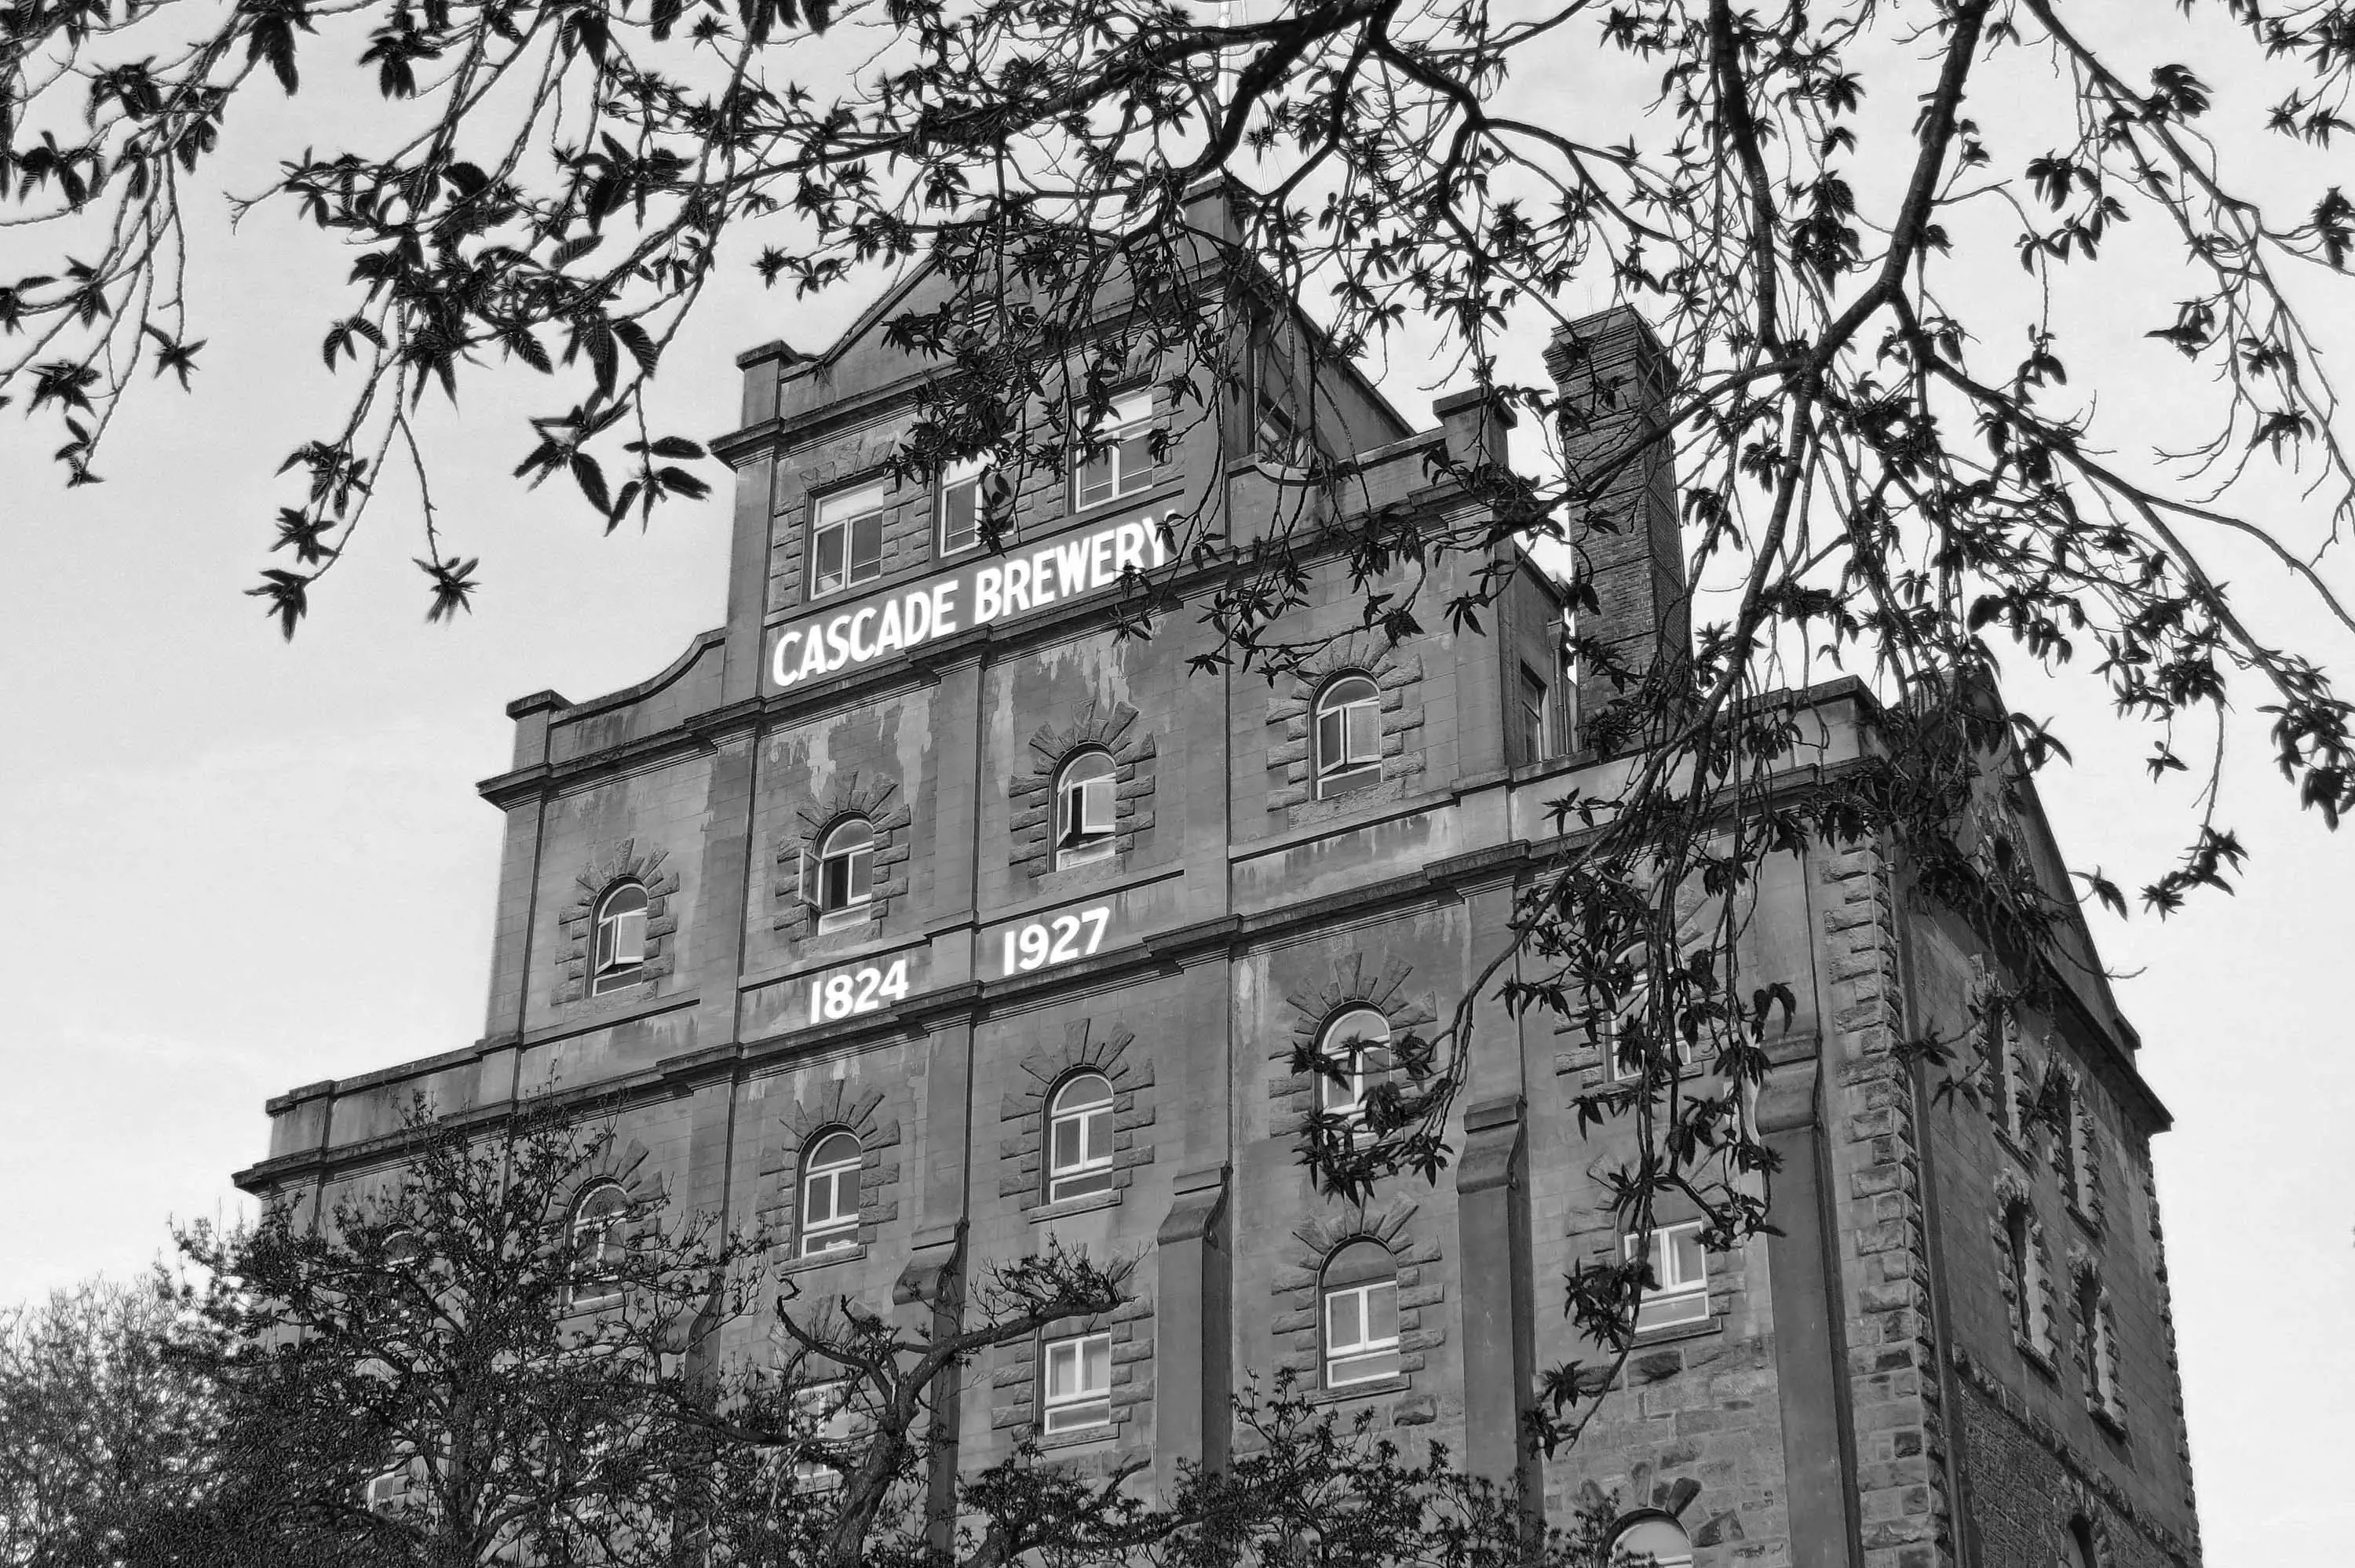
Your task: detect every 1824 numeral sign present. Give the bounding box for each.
[806,958,912,1024]
[1001,906,1111,975]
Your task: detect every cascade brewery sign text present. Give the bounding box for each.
[769,513,1171,690]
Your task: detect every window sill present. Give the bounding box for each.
[1031,1191,1120,1223]
[816,909,876,935]
[1314,766,1383,802]
[2017,1339,2057,1380]
[1307,1373,1409,1406]
[1630,1314,1720,1347]
[780,1243,866,1275]
[1034,1422,1117,1451]
[2090,1404,2128,1439]
[2066,1202,2102,1238]
[805,571,887,608]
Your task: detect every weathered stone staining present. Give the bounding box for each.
[239,188,2203,1568]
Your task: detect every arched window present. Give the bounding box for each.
[1318,1006,1392,1124]
[592,881,649,994]
[1047,1074,1115,1202]
[813,819,876,928]
[2078,1272,2117,1416]
[1054,750,1119,868]
[2051,1071,2079,1196]
[1320,1238,1401,1387]
[2069,1517,2101,1568]
[1312,673,1382,797]
[1608,1515,1694,1567]
[2003,1200,2037,1347]
[798,1130,864,1256]
[566,1182,629,1308]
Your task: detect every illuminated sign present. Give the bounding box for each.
[769,512,1172,691]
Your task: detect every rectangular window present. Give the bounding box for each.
[937,456,990,556]
[809,482,887,600]
[1323,1280,1402,1385]
[791,1381,853,1485]
[1040,1332,1113,1433]
[1626,1221,1710,1331]
[1073,391,1158,510]
[1517,665,1550,766]
[1603,987,1694,1082]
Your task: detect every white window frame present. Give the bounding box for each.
[567,1183,628,1310]
[1517,662,1551,766]
[798,1131,864,1257]
[1608,1515,1695,1568]
[1039,1331,1112,1434]
[1054,750,1119,868]
[1317,1007,1391,1125]
[790,1380,854,1486]
[364,1470,404,1515]
[1625,1220,1710,1331]
[937,454,991,556]
[1313,674,1383,796]
[1046,1074,1115,1202]
[1072,390,1158,511]
[801,819,876,930]
[808,481,887,600]
[1320,1246,1402,1387]
[591,881,649,994]
[1603,984,1696,1083]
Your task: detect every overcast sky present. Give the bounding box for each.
[2,7,2351,1564]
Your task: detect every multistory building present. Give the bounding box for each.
[238,195,2203,1568]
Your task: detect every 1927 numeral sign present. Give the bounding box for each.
[1001,906,1111,975]
[806,957,912,1024]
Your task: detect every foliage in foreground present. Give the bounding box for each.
[9,0,2354,1447]
[0,1105,1629,1568]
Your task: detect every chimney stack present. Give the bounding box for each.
[1544,307,1689,753]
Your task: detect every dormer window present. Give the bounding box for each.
[1313,673,1382,797]
[1073,390,1158,510]
[1054,749,1118,868]
[591,882,649,994]
[809,482,886,600]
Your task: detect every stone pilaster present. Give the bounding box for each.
[1820,840,1955,1568]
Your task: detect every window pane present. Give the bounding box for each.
[805,1171,838,1224]
[611,907,646,965]
[812,524,846,594]
[1315,709,1345,772]
[1345,699,1381,762]
[1079,775,1116,834]
[1046,1342,1078,1398]
[1364,1282,1399,1344]
[1670,1227,1707,1289]
[1076,454,1113,509]
[1053,1118,1084,1171]
[1325,1289,1362,1351]
[849,509,884,580]
[1081,1336,1110,1391]
[1115,430,1153,494]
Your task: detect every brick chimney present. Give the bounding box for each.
[1544,308,1689,753]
